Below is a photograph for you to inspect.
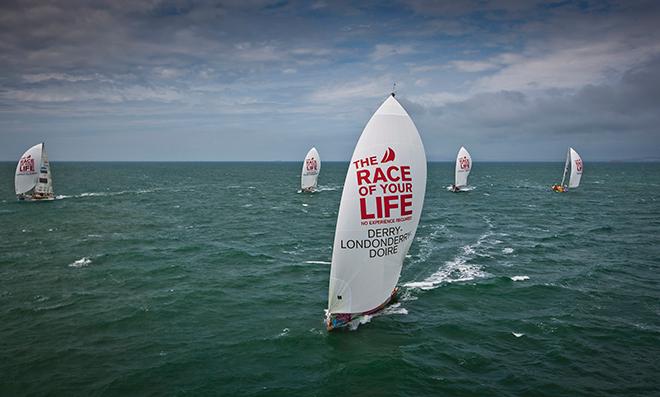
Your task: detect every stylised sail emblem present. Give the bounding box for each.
[381,147,396,163]
[459,156,470,170]
[575,159,583,172]
[19,155,35,173]
[306,157,318,171]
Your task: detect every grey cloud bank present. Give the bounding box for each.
[1,0,659,161]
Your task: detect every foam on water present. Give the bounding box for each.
[510,275,530,281]
[405,217,495,290]
[315,185,340,192]
[502,247,514,254]
[56,189,158,199]
[445,185,476,192]
[68,257,91,268]
[304,260,330,265]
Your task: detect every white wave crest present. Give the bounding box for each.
[502,247,514,254]
[69,257,91,268]
[304,260,330,265]
[315,185,340,192]
[512,332,525,338]
[510,275,529,281]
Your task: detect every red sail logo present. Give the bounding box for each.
[353,150,413,222]
[459,156,470,170]
[305,157,318,172]
[19,155,35,173]
[575,159,583,172]
[381,147,396,163]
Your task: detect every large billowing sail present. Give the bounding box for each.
[454,146,471,188]
[15,142,54,200]
[326,94,427,328]
[568,147,583,188]
[301,147,320,191]
[15,143,43,195]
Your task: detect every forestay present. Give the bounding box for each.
[327,94,427,317]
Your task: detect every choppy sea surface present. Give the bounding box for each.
[1,162,658,396]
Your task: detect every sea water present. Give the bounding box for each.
[1,162,658,396]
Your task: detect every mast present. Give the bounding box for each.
[560,148,570,187]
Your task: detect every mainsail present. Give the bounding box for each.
[301,147,320,191]
[568,147,583,188]
[454,146,471,188]
[15,143,54,200]
[326,94,427,330]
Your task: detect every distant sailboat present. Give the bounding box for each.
[325,93,427,331]
[552,147,583,192]
[301,147,320,192]
[15,142,55,201]
[449,146,472,192]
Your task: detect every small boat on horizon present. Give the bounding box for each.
[301,147,320,193]
[449,146,472,193]
[15,142,55,201]
[325,93,427,331]
[552,147,583,193]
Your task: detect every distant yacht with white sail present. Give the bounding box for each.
[325,93,427,331]
[552,147,583,193]
[301,147,320,192]
[449,146,472,192]
[15,142,55,201]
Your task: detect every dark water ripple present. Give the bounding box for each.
[1,162,659,396]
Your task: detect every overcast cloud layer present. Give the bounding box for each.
[1,0,659,161]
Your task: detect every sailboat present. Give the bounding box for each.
[325,93,427,331]
[449,146,472,192]
[15,142,55,201]
[552,147,583,193]
[301,147,320,192]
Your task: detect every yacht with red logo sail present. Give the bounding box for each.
[552,147,583,193]
[449,146,472,192]
[325,93,427,331]
[301,147,320,192]
[15,142,55,201]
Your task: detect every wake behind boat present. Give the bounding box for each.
[552,147,583,192]
[15,142,55,201]
[449,146,472,193]
[301,147,320,192]
[325,93,427,331]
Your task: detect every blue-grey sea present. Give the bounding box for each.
[1,162,658,396]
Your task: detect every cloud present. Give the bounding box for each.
[370,44,416,61]
[309,76,393,103]
[473,40,660,92]
[449,60,499,73]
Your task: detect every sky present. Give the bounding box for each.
[1,0,659,161]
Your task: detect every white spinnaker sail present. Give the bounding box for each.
[454,146,471,187]
[34,143,53,196]
[327,95,427,315]
[568,147,583,188]
[15,143,42,195]
[301,147,320,190]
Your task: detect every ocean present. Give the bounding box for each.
[1,162,658,396]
